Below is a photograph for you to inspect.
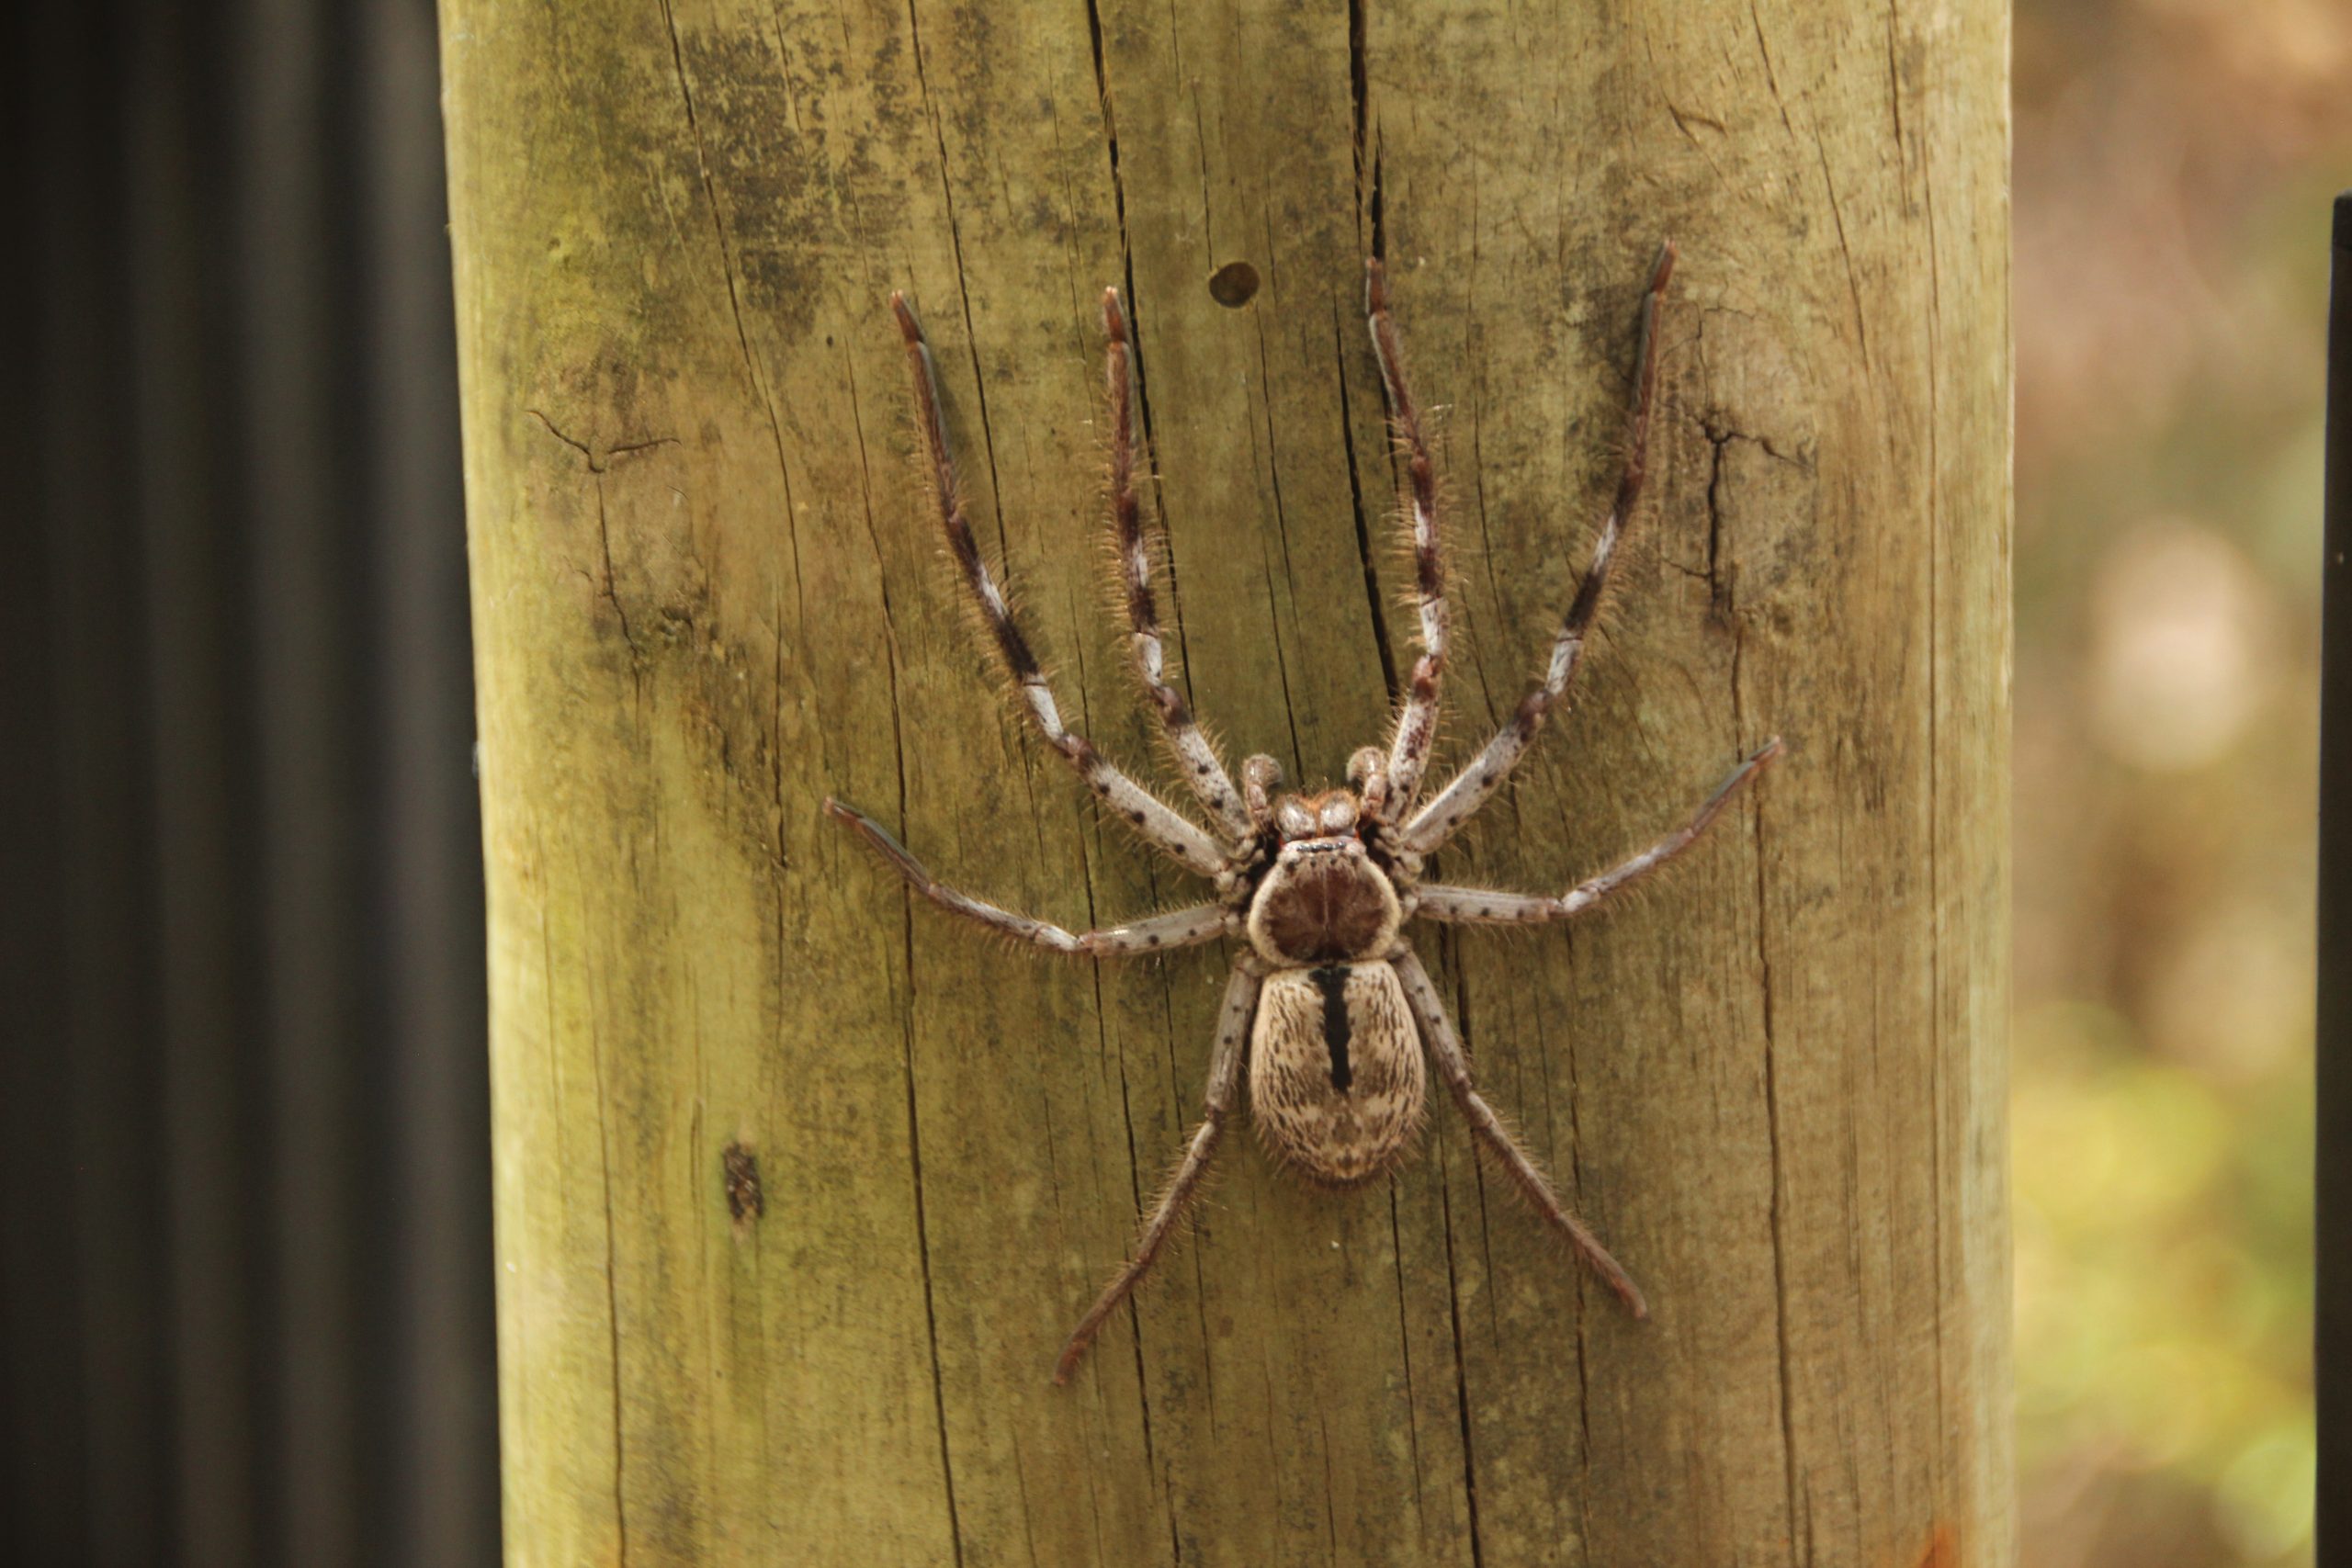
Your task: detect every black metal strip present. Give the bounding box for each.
[2316,189,2352,1560]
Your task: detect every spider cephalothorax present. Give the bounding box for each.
[825,244,1781,1384]
[1247,792,1397,964]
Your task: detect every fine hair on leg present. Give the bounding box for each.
[1391,946,1647,1316]
[1364,258,1449,817]
[824,798,1233,956]
[890,292,1227,878]
[1403,241,1678,856]
[1055,962,1260,1382]
[1412,738,1781,926]
[1100,288,1254,842]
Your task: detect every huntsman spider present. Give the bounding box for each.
[826,243,1781,1383]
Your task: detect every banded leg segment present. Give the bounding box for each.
[1102,288,1253,841]
[1055,961,1261,1383]
[892,294,1227,878]
[1414,738,1781,926]
[1392,948,1647,1317]
[1403,243,1678,856]
[1365,259,1449,815]
[825,798,1231,956]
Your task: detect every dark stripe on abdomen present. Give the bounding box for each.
[1308,965,1353,1092]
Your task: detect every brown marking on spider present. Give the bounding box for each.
[829,245,1782,1384]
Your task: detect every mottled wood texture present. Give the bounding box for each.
[441,0,2012,1562]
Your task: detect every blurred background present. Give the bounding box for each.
[0,0,2332,1564]
[2013,0,2335,1561]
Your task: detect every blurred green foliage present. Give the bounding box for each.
[2013,0,2336,1561]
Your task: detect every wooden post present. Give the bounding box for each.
[441,1,2010,1562]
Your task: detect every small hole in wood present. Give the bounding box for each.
[1208,262,1261,308]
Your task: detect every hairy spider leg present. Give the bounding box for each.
[1391,947,1647,1316]
[890,292,1227,878]
[1402,241,1678,857]
[1364,258,1449,817]
[823,798,1232,956]
[1101,288,1254,843]
[1414,737,1781,925]
[1055,962,1261,1383]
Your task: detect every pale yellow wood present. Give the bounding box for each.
[441,0,2011,1562]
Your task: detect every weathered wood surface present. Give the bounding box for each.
[441,1,2011,1562]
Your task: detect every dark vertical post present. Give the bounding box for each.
[2319,191,2352,1559]
[0,1,496,1561]
[355,0,499,1557]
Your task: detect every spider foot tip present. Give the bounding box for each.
[889,292,922,341]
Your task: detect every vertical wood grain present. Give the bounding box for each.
[442,0,2011,1561]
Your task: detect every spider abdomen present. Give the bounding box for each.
[1248,962,1427,1187]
